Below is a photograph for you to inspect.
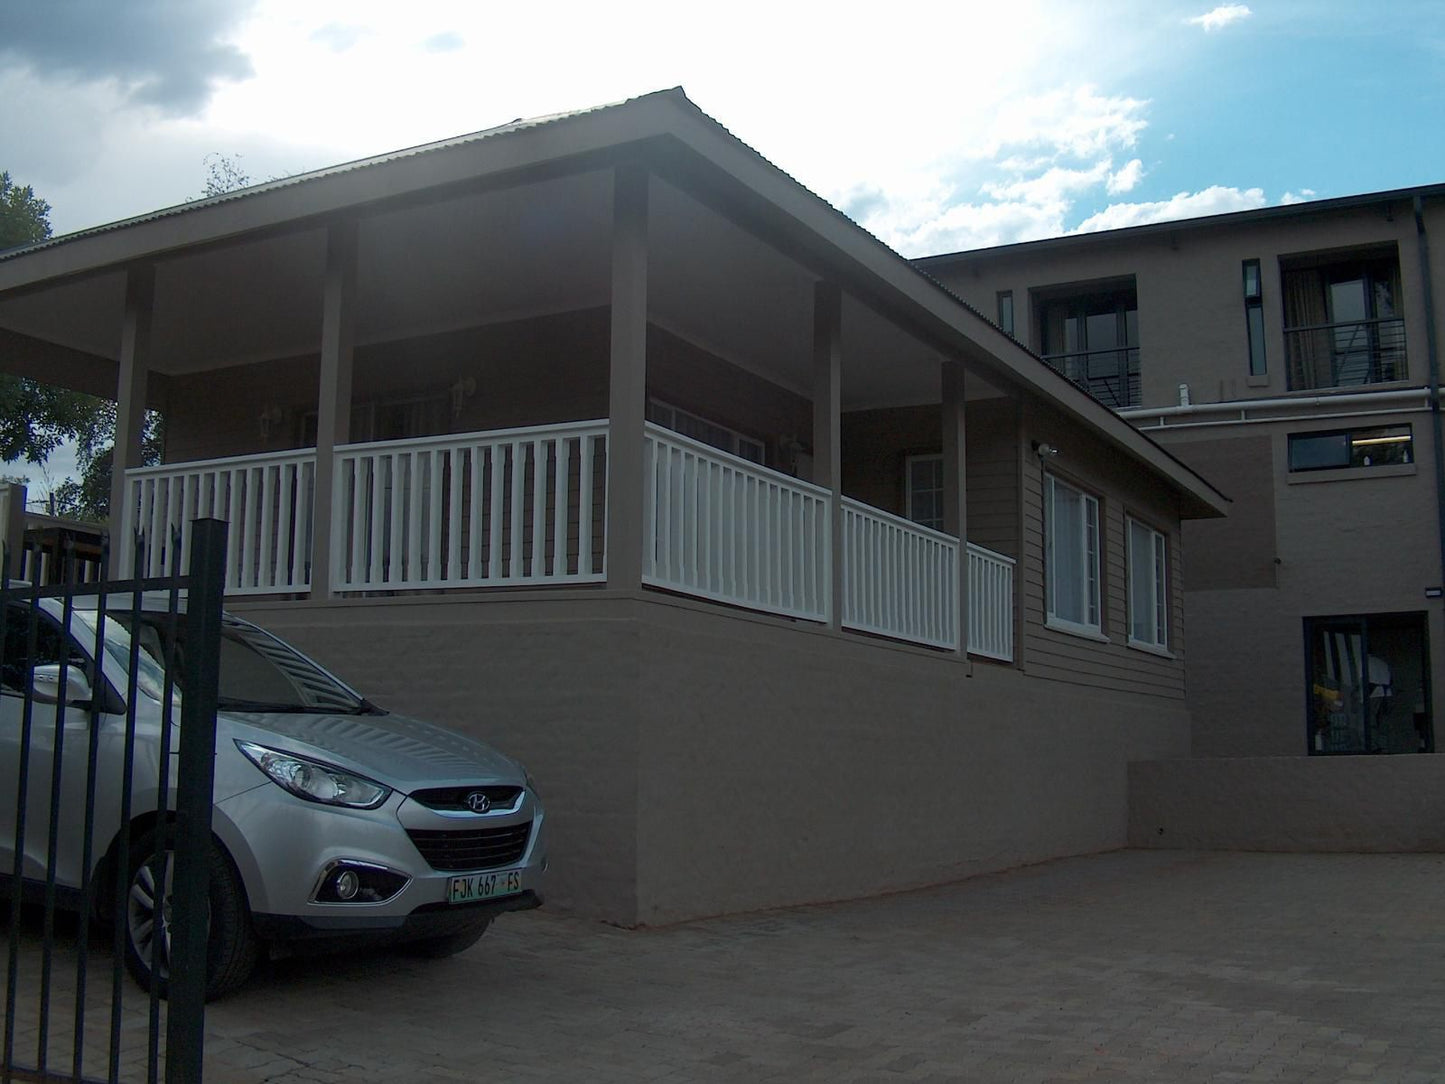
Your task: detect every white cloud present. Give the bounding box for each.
[1187,5,1252,31]
[1279,188,1319,205]
[1107,158,1144,195]
[1071,186,1267,233]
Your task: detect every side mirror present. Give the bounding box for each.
[31,664,93,707]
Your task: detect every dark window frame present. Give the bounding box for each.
[1286,424,1413,473]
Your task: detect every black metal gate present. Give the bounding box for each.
[2,520,227,1084]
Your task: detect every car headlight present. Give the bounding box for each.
[523,767,541,798]
[236,741,391,809]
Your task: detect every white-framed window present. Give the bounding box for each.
[1127,517,1168,650]
[646,399,765,464]
[905,454,944,531]
[1044,473,1101,635]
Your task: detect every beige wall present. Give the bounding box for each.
[232,591,1191,926]
[931,198,1445,410]
[923,196,1445,758]
[1161,413,1445,755]
[1130,755,1445,851]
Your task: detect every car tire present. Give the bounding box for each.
[123,825,259,1001]
[405,918,492,959]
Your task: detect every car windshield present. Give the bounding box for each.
[73,610,367,715]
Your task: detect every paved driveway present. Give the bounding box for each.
[11,851,1445,1081]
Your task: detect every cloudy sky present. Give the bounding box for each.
[2,0,1442,257]
[0,0,1442,498]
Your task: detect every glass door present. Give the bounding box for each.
[1306,613,1432,754]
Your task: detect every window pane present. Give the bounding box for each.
[1047,477,1098,629]
[1246,305,1267,376]
[1289,426,1412,471]
[997,291,1014,337]
[1288,432,1350,471]
[1349,426,1412,468]
[1129,521,1151,642]
[1128,520,1165,646]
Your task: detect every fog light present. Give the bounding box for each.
[313,860,410,903]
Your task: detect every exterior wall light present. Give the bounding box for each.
[1032,440,1060,458]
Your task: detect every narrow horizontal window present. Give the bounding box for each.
[1287,425,1413,472]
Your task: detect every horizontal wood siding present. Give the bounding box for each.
[1021,401,1187,700]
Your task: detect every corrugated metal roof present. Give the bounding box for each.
[0,89,682,263]
[915,181,1445,265]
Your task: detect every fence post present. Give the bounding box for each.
[167,518,227,1082]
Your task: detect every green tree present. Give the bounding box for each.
[200,152,251,198]
[0,170,163,523]
[0,170,51,250]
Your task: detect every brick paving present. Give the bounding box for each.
[7,851,1445,1082]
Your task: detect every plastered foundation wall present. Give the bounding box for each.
[234,592,1192,926]
[231,595,643,924]
[1130,755,1445,851]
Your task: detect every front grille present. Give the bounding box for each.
[409,785,523,813]
[406,822,532,872]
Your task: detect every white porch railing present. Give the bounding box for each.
[643,423,830,622]
[121,449,316,594]
[331,421,607,591]
[967,542,1015,662]
[841,498,959,650]
[118,421,1014,661]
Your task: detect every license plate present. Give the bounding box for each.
[447,869,522,904]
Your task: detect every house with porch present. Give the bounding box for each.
[0,89,1226,925]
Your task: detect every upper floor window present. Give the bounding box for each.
[1287,424,1413,472]
[905,454,944,531]
[1127,518,1168,650]
[1044,474,1101,636]
[1282,248,1406,390]
[1243,259,1267,377]
[996,291,1015,338]
[1036,279,1139,409]
[646,400,766,465]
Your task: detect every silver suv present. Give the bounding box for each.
[1,595,547,998]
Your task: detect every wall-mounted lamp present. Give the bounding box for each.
[450,376,477,418]
[1031,440,1060,459]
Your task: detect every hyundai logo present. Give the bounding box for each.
[464,791,492,814]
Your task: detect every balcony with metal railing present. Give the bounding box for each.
[120,420,1015,660]
[1041,347,1141,409]
[1284,317,1408,390]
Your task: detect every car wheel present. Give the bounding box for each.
[123,826,259,1001]
[405,918,492,959]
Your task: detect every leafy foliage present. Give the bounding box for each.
[0,171,52,251]
[0,170,163,523]
[200,152,251,198]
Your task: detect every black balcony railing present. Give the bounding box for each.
[1042,346,1141,409]
[1285,317,1407,390]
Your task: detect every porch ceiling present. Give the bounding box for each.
[0,163,1002,406]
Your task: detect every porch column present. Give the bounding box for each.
[606,164,649,590]
[108,263,154,575]
[309,220,358,600]
[942,360,969,656]
[812,281,843,630]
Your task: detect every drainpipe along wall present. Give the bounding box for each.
[1415,196,1445,605]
